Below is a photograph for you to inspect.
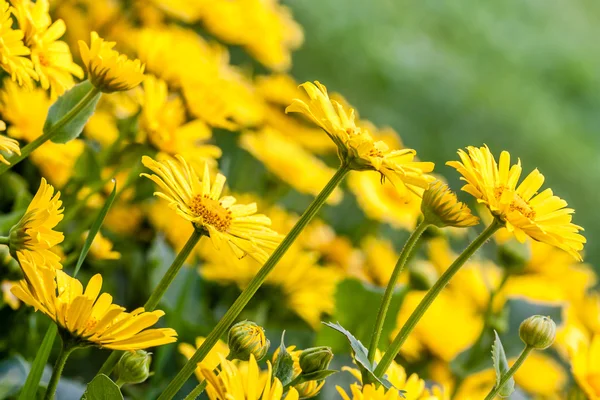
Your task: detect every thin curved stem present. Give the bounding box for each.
[0,86,100,176]
[483,346,533,400]
[43,340,77,400]
[374,219,501,378]
[158,163,350,400]
[183,381,207,400]
[367,221,429,365]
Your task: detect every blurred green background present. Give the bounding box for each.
[287,0,600,266]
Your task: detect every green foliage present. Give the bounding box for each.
[82,374,123,400]
[46,81,101,144]
[17,325,57,400]
[492,330,515,398]
[272,333,295,387]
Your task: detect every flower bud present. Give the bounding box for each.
[519,315,556,349]
[228,321,270,361]
[299,346,333,375]
[295,380,325,398]
[114,350,151,385]
[421,181,479,228]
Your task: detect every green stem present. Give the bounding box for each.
[183,381,207,400]
[483,346,533,400]
[0,236,8,245]
[158,163,350,400]
[96,229,203,376]
[367,221,429,365]
[374,219,501,378]
[0,86,100,176]
[43,340,77,400]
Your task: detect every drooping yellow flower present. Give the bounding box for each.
[448,145,585,260]
[83,231,121,261]
[79,31,145,92]
[240,128,343,204]
[8,178,63,270]
[179,337,230,383]
[286,81,434,197]
[0,0,36,87]
[141,155,281,263]
[0,78,50,142]
[0,121,20,164]
[202,354,299,400]
[11,253,177,350]
[421,180,479,228]
[30,140,85,188]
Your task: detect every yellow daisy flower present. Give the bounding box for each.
[79,31,145,92]
[421,180,479,228]
[286,81,434,197]
[0,0,37,87]
[141,155,281,263]
[202,354,299,400]
[9,178,64,270]
[447,145,586,260]
[0,77,50,142]
[11,252,177,350]
[0,121,20,165]
[337,384,406,400]
[84,231,121,261]
[179,337,230,383]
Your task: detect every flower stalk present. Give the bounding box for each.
[158,163,350,400]
[374,219,502,378]
[43,338,78,400]
[0,86,101,176]
[483,346,533,400]
[367,220,429,365]
[183,381,207,400]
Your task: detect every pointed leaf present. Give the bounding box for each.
[492,330,515,398]
[273,332,295,386]
[81,374,123,400]
[45,80,101,143]
[17,325,57,400]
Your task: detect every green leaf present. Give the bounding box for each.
[323,322,398,392]
[73,180,117,276]
[81,374,123,400]
[0,355,29,398]
[272,332,295,386]
[45,80,101,143]
[492,330,514,398]
[17,324,58,400]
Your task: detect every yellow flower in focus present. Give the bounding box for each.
[0,0,36,87]
[240,128,343,204]
[286,81,434,197]
[0,123,20,164]
[338,384,405,400]
[0,78,50,142]
[202,354,299,400]
[30,140,85,188]
[9,178,63,270]
[421,181,479,228]
[1,280,20,309]
[11,253,177,350]
[79,31,145,92]
[179,337,230,382]
[448,145,585,260]
[348,171,422,230]
[141,155,281,263]
[83,231,121,261]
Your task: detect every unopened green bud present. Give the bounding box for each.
[299,346,333,375]
[519,315,556,349]
[114,350,151,385]
[228,320,270,361]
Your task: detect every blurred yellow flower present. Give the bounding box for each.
[0,0,36,87]
[179,336,230,383]
[84,110,119,147]
[79,31,145,92]
[0,125,20,165]
[142,155,281,263]
[30,140,85,188]
[448,145,585,260]
[202,354,299,400]
[103,202,144,236]
[514,351,567,397]
[1,279,20,309]
[421,180,479,228]
[287,81,434,197]
[0,78,50,142]
[84,231,121,261]
[359,236,403,287]
[568,333,600,399]
[9,178,63,270]
[348,171,422,230]
[240,128,343,204]
[11,252,177,350]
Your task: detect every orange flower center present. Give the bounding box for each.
[188,194,232,231]
[494,186,536,219]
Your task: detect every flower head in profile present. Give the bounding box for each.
[0,0,37,88]
[202,354,299,400]
[79,31,145,92]
[141,155,281,263]
[11,253,177,350]
[0,121,20,164]
[286,81,434,197]
[447,145,585,260]
[421,180,479,228]
[8,178,63,269]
